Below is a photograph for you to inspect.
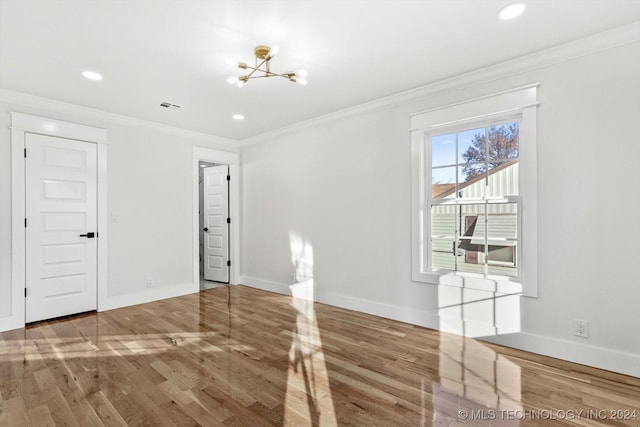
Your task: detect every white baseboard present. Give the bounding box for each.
[240,276,640,378]
[0,313,24,333]
[316,289,441,330]
[481,333,640,378]
[101,282,197,312]
[0,282,198,332]
[240,275,441,329]
[239,276,290,295]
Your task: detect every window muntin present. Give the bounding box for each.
[428,120,520,278]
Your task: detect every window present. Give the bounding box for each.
[411,86,538,296]
[430,120,520,278]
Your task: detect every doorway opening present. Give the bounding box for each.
[199,160,229,290]
[192,146,240,293]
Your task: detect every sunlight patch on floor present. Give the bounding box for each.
[284,280,337,426]
[433,333,522,425]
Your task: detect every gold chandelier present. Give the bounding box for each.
[226,45,307,88]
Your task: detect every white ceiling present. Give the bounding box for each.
[1,0,639,140]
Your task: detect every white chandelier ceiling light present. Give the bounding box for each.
[226,45,307,88]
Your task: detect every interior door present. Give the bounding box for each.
[203,165,229,282]
[25,133,98,323]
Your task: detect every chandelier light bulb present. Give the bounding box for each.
[296,78,308,86]
[226,76,239,85]
[225,58,238,66]
[236,80,245,88]
[268,45,280,58]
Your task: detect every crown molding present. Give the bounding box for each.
[0,88,239,149]
[240,21,640,147]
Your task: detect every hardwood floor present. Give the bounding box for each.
[1,285,638,426]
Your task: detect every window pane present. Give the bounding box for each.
[486,203,518,242]
[432,166,457,199]
[458,127,485,164]
[431,204,456,239]
[487,122,519,162]
[431,205,456,270]
[432,133,456,167]
[459,162,485,185]
[432,239,456,271]
[458,164,485,199]
[487,247,518,277]
[486,203,518,277]
[427,119,523,279]
[487,160,519,197]
[457,204,485,274]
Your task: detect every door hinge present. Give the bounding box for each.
[24,148,27,158]
[25,288,27,297]
[226,175,231,181]
[226,217,231,224]
[25,218,27,227]
[227,260,231,267]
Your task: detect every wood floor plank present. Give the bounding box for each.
[1,285,639,426]
[26,403,56,427]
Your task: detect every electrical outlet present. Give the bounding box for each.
[110,212,120,223]
[574,319,589,338]
[147,278,154,288]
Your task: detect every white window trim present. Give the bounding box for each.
[410,84,538,297]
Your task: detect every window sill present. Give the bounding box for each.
[412,269,524,295]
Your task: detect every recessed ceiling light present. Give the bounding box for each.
[498,2,527,20]
[82,71,103,81]
[232,114,245,121]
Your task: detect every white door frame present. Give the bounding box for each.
[5,113,108,332]
[192,147,240,289]
[202,165,230,283]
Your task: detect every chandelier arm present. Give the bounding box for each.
[266,72,295,78]
[231,46,304,85]
[243,73,295,82]
[241,69,292,80]
[245,58,269,79]
[245,68,258,79]
[241,65,265,73]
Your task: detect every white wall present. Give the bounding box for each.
[0,91,239,320]
[240,34,640,376]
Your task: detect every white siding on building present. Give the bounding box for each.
[430,162,519,277]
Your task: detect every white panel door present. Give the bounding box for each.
[25,133,97,323]
[203,165,229,282]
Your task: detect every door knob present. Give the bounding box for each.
[202,227,209,232]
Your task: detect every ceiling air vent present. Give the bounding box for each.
[160,101,182,109]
